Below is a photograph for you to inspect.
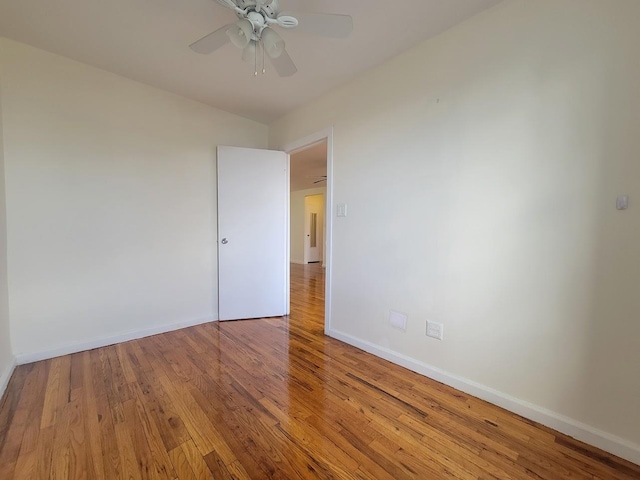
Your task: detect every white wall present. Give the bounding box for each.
[0,38,268,360]
[290,187,326,264]
[271,0,640,461]
[0,78,14,397]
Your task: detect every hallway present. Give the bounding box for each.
[289,262,325,333]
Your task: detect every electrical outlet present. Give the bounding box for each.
[426,321,443,340]
[389,310,407,331]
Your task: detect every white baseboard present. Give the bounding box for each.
[327,328,640,466]
[0,356,17,403]
[15,316,218,365]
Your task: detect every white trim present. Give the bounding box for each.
[327,328,640,466]
[15,316,217,365]
[0,356,17,403]
[285,152,291,315]
[281,127,334,334]
[215,146,221,322]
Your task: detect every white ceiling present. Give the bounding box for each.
[0,0,501,123]
[290,140,327,192]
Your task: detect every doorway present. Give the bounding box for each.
[283,128,333,333]
[288,140,327,266]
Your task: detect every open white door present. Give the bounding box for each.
[217,146,289,321]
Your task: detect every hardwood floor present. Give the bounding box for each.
[1,263,639,479]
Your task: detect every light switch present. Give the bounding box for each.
[337,203,348,217]
[616,195,630,211]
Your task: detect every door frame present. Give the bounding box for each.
[282,127,334,334]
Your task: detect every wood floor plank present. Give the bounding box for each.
[105,346,133,405]
[133,368,190,453]
[127,341,154,374]
[187,380,300,480]
[113,401,143,480]
[98,348,125,426]
[12,450,36,480]
[40,358,65,429]
[187,376,286,479]
[121,398,167,480]
[115,344,138,385]
[178,439,215,480]
[155,374,215,456]
[130,382,177,480]
[89,350,108,402]
[68,389,97,480]
[49,398,74,480]
[1,263,639,479]
[168,444,198,480]
[11,361,49,461]
[1,365,39,478]
[33,425,55,480]
[69,353,84,393]
[80,350,105,480]
[94,392,122,480]
[203,450,237,480]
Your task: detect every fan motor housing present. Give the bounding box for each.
[247,11,265,28]
[236,0,278,19]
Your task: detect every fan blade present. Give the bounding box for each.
[216,0,237,9]
[267,47,297,77]
[282,12,353,38]
[189,24,233,54]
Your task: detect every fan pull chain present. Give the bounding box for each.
[262,40,266,74]
[254,40,258,77]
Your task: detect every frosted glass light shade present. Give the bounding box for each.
[227,19,253,49]
[261,27,285,59]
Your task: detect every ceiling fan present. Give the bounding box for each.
[190,0,353,77]
[306,175,327,184]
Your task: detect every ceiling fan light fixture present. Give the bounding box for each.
[226,19,253,49]
[190,0,354,77]
[261,27,285,59]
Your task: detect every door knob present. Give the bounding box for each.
[221,238,229,245]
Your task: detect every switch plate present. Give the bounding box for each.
[389,310,407,331]
[337,203,348,217]
[426,321,443,340]
[616,195,630,211]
